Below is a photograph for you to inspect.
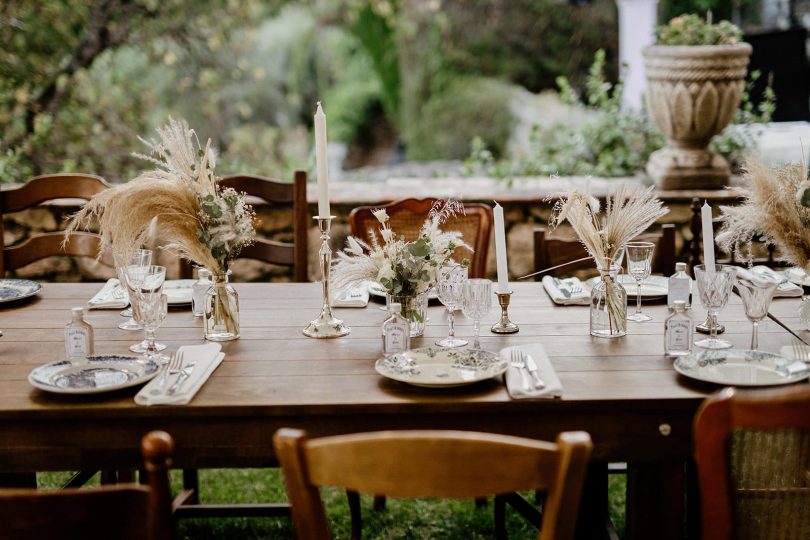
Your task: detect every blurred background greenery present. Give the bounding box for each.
[0,0,787,183]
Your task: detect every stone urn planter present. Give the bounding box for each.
[643,43,752,190]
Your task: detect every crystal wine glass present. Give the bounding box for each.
[694,264,736,349]
[625,241,655,322]
[139,292,169,362]
[736,273,778,350]
[117,249,152,331]
[435,264,468,348]
[462,279,492,349]
[124,265,167,354]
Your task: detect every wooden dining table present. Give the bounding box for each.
[0,280,806,539]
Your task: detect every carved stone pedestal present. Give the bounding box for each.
[646,146,730,190]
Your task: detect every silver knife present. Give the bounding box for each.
[554,277,571,298]
[522,353,546,389]
[166,361,197,395]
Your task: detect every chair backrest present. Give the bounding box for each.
[274,428,592,540]
[179,171,308,281]
[1,173,113,275]
[533,223,677,279]
[0,430,174,540]
[348,198,493,278]
[694,386,810,540]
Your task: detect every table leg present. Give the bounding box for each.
[626,461,686,540]
[575,462,617,540]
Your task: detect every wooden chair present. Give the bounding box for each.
[0,173,113,275]
[179,171,308,281]
[349,198,493,278]
[274,428,592,540]
[533,223,677,279]
[0,430,174,540]
[694,386,810,540]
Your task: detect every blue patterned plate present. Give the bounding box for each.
[29,355,161,394]
[375,347,507,388]
[674,349,809,387]
[0,279,42,304]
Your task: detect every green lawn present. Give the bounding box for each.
[40,469,627,539]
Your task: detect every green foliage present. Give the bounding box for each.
[656,14,743,46]
[407,77,515,161]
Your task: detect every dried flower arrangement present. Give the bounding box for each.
[332,200,472,297]
[717,160,810,270]
[67,117,255,272]
[549,183,669,336]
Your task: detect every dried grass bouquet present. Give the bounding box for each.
[332,200,472,296]
[717,160,810,270]
[66,117,255,273]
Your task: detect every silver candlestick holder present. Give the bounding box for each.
[491,290,519,334]
[696,314,725,335]
[303,216,351,339]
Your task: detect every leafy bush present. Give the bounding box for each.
[656,14,743,46]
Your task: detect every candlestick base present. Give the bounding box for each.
[303,215,351,339]
[491,291,519,334]
[303,307,351,338]
[696,314,725,335]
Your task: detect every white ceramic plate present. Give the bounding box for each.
[367,282,439,301]
[673,349,809,387]
[586,274,669,299]
[29,355,161,394]
[0,279,42,304]
[375,347,508,388]
[163,279,195,305]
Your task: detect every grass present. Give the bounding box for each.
[39,468,628,539]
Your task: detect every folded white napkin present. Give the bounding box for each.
[135,343,224,406]
[502,344,563,399]
[88,278,128,309]
[541,276,590,306]
[750,266,803,297]
[332,283,370,308]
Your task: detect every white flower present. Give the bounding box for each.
[377,261,395,283]
[380,227,394,243]
[372,209,389,224]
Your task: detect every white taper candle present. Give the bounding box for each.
[314,102,330,218]
[701,202,715,274]
[493,202,509,294]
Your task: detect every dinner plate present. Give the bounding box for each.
[375,347,508,388]
[0,279,42,304]
[29,355,161,394]
[673,349,809,387]
[585,274,668,299]
[163,279,194,305]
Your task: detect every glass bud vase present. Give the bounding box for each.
[590,263,627,338]
[386,291,428,337]
[204,270,240,341]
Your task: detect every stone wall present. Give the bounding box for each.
[2,176,744,282]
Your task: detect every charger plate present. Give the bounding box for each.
[0,279,42,304]
[673,349,809,387]
[375,347,507,388]
[29,355,160,394]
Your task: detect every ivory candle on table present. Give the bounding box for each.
[493,202,509,294]
[314,102,330,218]
[701,202,715,274]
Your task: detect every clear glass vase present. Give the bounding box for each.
[590,263,627,338]
[386,291,428,337]
[204,271,240,341]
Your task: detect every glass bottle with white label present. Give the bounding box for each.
[64,307,94,359]
[382,302,410,356]
[664,300,693,356]
[192,268,212,317]
[667,262,691,310]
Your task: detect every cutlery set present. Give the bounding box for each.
[150,350,195,396]
[510,349,545,391]
[553,277,583,298]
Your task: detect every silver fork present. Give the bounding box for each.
[510,349,532,392]
[150,351,183,395]
[792,341,810,363]
[167,359,197,395]
[569,285,583,296]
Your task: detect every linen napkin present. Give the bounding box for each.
[87,278,128,309]
[750,266,803,297]
[135,343,224,406]
[541,276,590,306]
[502,344,563,399]
[332,283,370,308]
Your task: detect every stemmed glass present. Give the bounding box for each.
[694,264,737,349]
[625,241,655,322]
[462,279,492,349]
[124,265,167,355]
[736,273,778,350]
[117,249,152,331]
[139,293,169,362]
[435,264,468,348]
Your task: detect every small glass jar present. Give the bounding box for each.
[204,270,240,341]
[385,291,429,337]
[590,263,628,338]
